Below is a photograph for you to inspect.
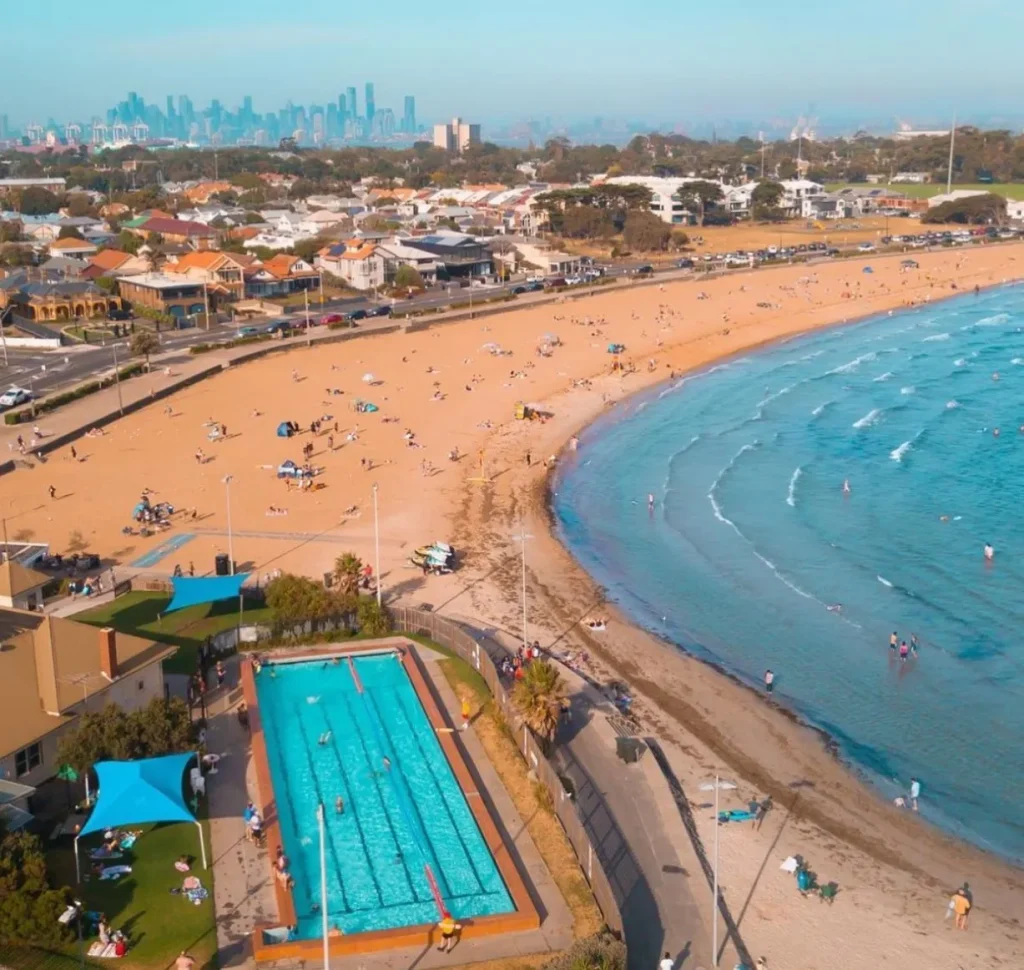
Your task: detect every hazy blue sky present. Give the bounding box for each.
[6,0,1024,125]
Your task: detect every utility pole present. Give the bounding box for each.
[946,113,957,196]
[111,340,124,415]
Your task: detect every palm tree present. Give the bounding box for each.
[512,659,567,747]
[333,551,363,596]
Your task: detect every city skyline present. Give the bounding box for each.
[5,0,1024,129]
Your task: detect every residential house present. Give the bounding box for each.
[0,560,51,611]
[316,240,385,291]
[779,179,826,217]
[399,231,492,279]
[0,177,66,196]
[116,272,210,319]
[18,215,64,243]
[0,272,121,321]
[126,216,218,250]
[170,250,253,301]
[182,180,234,204]
[0,608,173,789]
[39,256,85,279]
[48,237,98,260]
[891,172,930,184]
[511,243,579,276]
[82,248,150,280]
[375,239,439,283]
[244,255,319,298]
[242,232,300,252]
[603,175,728,225]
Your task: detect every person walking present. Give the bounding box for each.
[951,886,971,930]
[659,952,674,970]
[460,698,471,732]
[909,777,921,812]
[216,660,226,689]
[764,669,775,694]
[48,485,56,499]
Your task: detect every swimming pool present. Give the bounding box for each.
[254,649,515,937]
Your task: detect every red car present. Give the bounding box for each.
[319,312,345,325]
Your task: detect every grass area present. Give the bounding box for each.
[65,325,115,341]
[76,591,273,675]
[428,641,603,940]
[44,818,216,970]
[0,944,103,970]
[826,181,1024,200]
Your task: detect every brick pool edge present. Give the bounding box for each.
[240,637,541,962]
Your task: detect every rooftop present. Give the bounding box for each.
[117,272,204,290]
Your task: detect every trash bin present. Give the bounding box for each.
[214,553,230,576]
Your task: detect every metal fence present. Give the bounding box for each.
[390,607,623,936]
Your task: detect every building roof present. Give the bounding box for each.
[49,237,97,252]
[259,254,316,277]
[0,560,50,599]
[117,272,203,290]
[141,217,217,238]
[173,251,233,272]
[0,607,174,757]
[89,249,135,272]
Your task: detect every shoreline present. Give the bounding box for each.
[443,252,1024,956]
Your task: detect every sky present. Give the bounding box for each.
[6,0,1024,129]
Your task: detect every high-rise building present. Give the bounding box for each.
[375,108,395,137]
[347,87,357,120]
[242,95,253,125]
[0,115,7,140]
[365,83,375,124]
[338,93,347,127]
[210,99,222,132]
[433,117,481,153]
[403,96,416,134]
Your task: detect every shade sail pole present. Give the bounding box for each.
[74,836,81,883]
[197,821,208,869]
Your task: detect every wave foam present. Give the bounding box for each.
[890,439,914,462]
[877,575,894,588]
[812,400,833,417]
[827,351,876,375]
[954,358,967,367]
[707,443,758,532]
[853,408,883,429]
[786,466,802,507]
[900,386,915,395]
[1013,358,1024,366]
[946,400,960,409]
[923,332,951,342]
[976,312,1010,327]
[873,371,894,382]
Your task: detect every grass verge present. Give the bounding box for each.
[425,639,603,940]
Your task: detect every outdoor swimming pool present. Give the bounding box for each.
[254,650,515,937]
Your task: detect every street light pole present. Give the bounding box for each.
[223,474,234,574]
[512,518,534,649]
[699,776,737,967]
[372,482,381,608]
[111,340,124,415]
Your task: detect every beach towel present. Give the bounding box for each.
[780,856,799,873]
[119,833,138,849]
[87,943,121,958]
[717,809,756,823]
[89,849,123,861]
[99,866,132,880]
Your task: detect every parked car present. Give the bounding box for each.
[546,277,567,288]
[676,258,695,269]
[238,325,260,337]
[263,319,292,334]
[107,307,132,321]
[511,285,527,295]
[367,305,392,317]
[525,281,545,292]
[0,387,32,409]
[347,308,368,321]
[632,264,655,275]
[857,242,876,252]
[319,312,345,325]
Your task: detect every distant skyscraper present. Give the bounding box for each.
[403,96,416,134]
[210,98,222,132]
[347,86,357,120]
[365,83,375,124]
[242,95,253,124]
[0,115,7,140]
[338,93,347,126]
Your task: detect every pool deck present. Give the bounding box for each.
[236,638,570,967]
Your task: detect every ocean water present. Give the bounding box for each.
[554,286,1024,862]
[256,652,513,936]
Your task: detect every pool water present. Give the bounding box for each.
[255,651,514,936]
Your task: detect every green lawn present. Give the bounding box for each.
[76,591,273,675]
[826,181,1024,200]
[44,817,216,970]
[0,944,103,970]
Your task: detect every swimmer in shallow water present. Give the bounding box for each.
[984,542,995,561]
[827,603,842,613]
[842,479,851,494]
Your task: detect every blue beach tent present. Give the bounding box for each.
[276,421,292,437]
[73,753,206,881]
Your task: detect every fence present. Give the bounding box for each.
[389,606,624,937]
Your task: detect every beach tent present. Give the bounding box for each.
[165,573,250,613]
[862,266,874,274]
[276,422,293,438]
[73,753,205,881]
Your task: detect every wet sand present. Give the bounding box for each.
[8,247,1024,967]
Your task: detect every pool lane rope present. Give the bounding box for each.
[347,654,451,921]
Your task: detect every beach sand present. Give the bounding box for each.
[8,246,1024,967]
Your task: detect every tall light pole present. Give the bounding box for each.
[111,340,124,415]
[317,803,330,970]
[372,482,381,607]
[699,776,737,967]
[512,519,534,649]
[223,474,234,574]
[946,113,957,196]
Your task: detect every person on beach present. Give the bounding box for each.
[910,634,919,656]
[659,952,674,970]
[764,669,774,693]
[909,777,921,812]
[899,640,909,662]
[889,632,898,652]
[951,886,971,929]
[842,478,850,494]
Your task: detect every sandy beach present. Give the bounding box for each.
[7,246,1024,967]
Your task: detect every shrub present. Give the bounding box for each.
[0,830,71,947]
[357,597,392,637]
[542,932,626,970]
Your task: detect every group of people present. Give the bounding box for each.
[888,631,920,663]
[499,640,543,680]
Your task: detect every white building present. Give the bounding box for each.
[433,117,481,154]
[315,240,385,291]
[602,175,733,225]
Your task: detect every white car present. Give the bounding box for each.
[0,387,31,409]
[857,242,876,252]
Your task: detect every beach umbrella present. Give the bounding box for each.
[361,373,375,383]
[862,266,874,274]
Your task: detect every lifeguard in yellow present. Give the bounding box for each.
[437,914,461,952]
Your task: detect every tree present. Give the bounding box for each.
[512,659,567,748]
[357,597,391,637]
[117,229,141,254]
[66,192,94,218]
[751,180,787,221]
[333,552,363,596]
[291,236,325,263]
[560,206,613,239]
[622,210,671,252]
[675,180,723,227]
[94,276,116,293]
[57,225,83,240]
[670,229,690,250]
[777,158,798,180]
[265,573,335,626]
[393,265,424,290]
[16,187,60,216]
[0,830,71,947]
[922,192,1006,225]
[55,697,193,776]
[129,329,161,369]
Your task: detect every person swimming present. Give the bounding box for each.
[827,603,842,613]
[647,493,655,512]
[984,542,995,561]
[842,479,851,494]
